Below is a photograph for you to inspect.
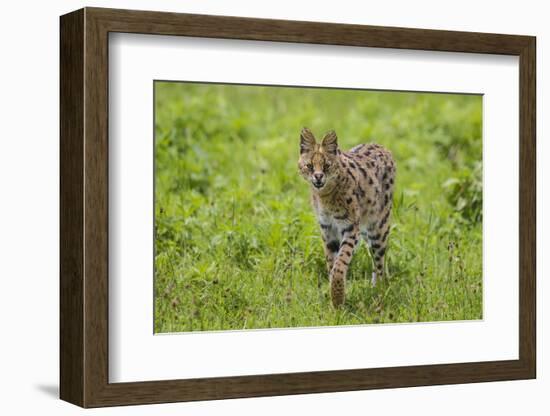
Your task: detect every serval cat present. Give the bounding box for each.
[298,127,396,307]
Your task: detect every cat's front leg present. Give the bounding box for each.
[320,222,339,274]
[330,223,359,307]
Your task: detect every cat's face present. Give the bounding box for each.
[298,128,340,190]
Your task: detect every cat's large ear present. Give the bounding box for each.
[300,127,317,154]
[321,130,338,155]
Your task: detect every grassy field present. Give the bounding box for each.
[154,82,483,333]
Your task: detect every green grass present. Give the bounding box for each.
[154,82,483,333]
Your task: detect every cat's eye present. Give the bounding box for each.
[306,163,313,171]
[323,163,331,170]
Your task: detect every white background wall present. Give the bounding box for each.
[0,0,545,414]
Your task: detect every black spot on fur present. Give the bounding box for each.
[380,210,390,228]
[320,223,330,229]
[341,241,354,249]
[327,241,340,253]
[346,197,352,204]
[341,224,354,234]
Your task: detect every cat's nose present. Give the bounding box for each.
[313,173,324,181]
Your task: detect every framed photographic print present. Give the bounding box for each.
[60,7,536,408]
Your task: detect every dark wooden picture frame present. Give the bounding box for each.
[60,7,536,408]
